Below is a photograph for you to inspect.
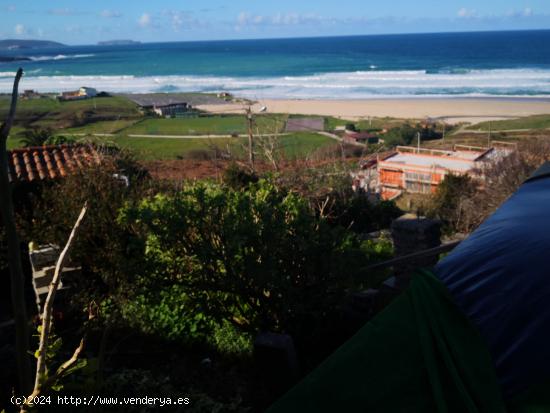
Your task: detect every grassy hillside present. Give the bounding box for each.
[467,115,550,131]
[0,96,141,130]
[64,119,141,134]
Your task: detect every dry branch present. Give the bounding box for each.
[33,203,88,390]
[19,203,88,412]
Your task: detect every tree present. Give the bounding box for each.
[0,68,32,394]
[428,174,477,233]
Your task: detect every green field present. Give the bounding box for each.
[83,132,334,161]
[0,96,141,130]
[64,119,141,134]
[467,115,550,131]
[121,116,247,136]
[118,114,287,136]
[1,95,334,161]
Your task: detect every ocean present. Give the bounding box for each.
[1,30,550,99]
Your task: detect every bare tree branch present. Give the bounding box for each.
[33,203,88,390]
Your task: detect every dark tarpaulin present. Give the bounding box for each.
[267,271,506,413]
[435,170,550,399]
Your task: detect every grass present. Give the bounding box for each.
[120,114,287,136]
[83,132,334,161]
[63,119,141,134]
[122,116,248,136]
[467,115,550,131]
[7,135,25,150]
[0,96,141,129]
[277,133,334,158]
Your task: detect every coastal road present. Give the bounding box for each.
[70,133,290,139]
[319,131,367,148]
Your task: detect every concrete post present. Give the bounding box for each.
[390,214,441,288]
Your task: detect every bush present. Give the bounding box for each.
[117,180,372,339]
[44,135,76,145]
[24,150,151,324]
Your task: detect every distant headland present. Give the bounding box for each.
[0,39,65,50]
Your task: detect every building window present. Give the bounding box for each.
[405,172,432,183]
[405,181,432,194]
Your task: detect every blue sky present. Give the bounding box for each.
[1,0,550,44]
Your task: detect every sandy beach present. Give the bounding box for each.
[198,98,550,124]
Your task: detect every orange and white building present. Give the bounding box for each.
[377,145,509,200]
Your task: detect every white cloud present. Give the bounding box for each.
[14,24,26,35]
[6,5,16,12]
[236,11,325,29]
[160,10,202,32]
[100,10,122,18]
[237,12,250,25]
[138,13,151,28]
[457,8,477,18]
[524,8,533,17]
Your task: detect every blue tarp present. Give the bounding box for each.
[436,170,550,398]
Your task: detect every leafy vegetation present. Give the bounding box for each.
[383,123,442,147]
[118,180,373,336]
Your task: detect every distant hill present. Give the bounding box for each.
[98,40,141,46]
[0,39,65,50]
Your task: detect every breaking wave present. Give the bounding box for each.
[1,68,550,98]
[28,54,95,62]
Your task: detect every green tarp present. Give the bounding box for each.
[268,270,506,413]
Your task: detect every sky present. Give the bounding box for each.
[1,0,550,45]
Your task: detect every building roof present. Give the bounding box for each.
[382,153,475,173]
[121,93,226,108]
[379,146,490,173]
[6,144,101,184]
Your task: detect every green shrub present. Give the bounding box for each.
[208,321,253,357]
[45,135,76,145]
[118,180,370,338]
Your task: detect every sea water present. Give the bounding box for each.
[1,30,550,98]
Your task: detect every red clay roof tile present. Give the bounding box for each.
[6,144,101,184]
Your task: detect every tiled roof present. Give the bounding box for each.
[6,144,101,184]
